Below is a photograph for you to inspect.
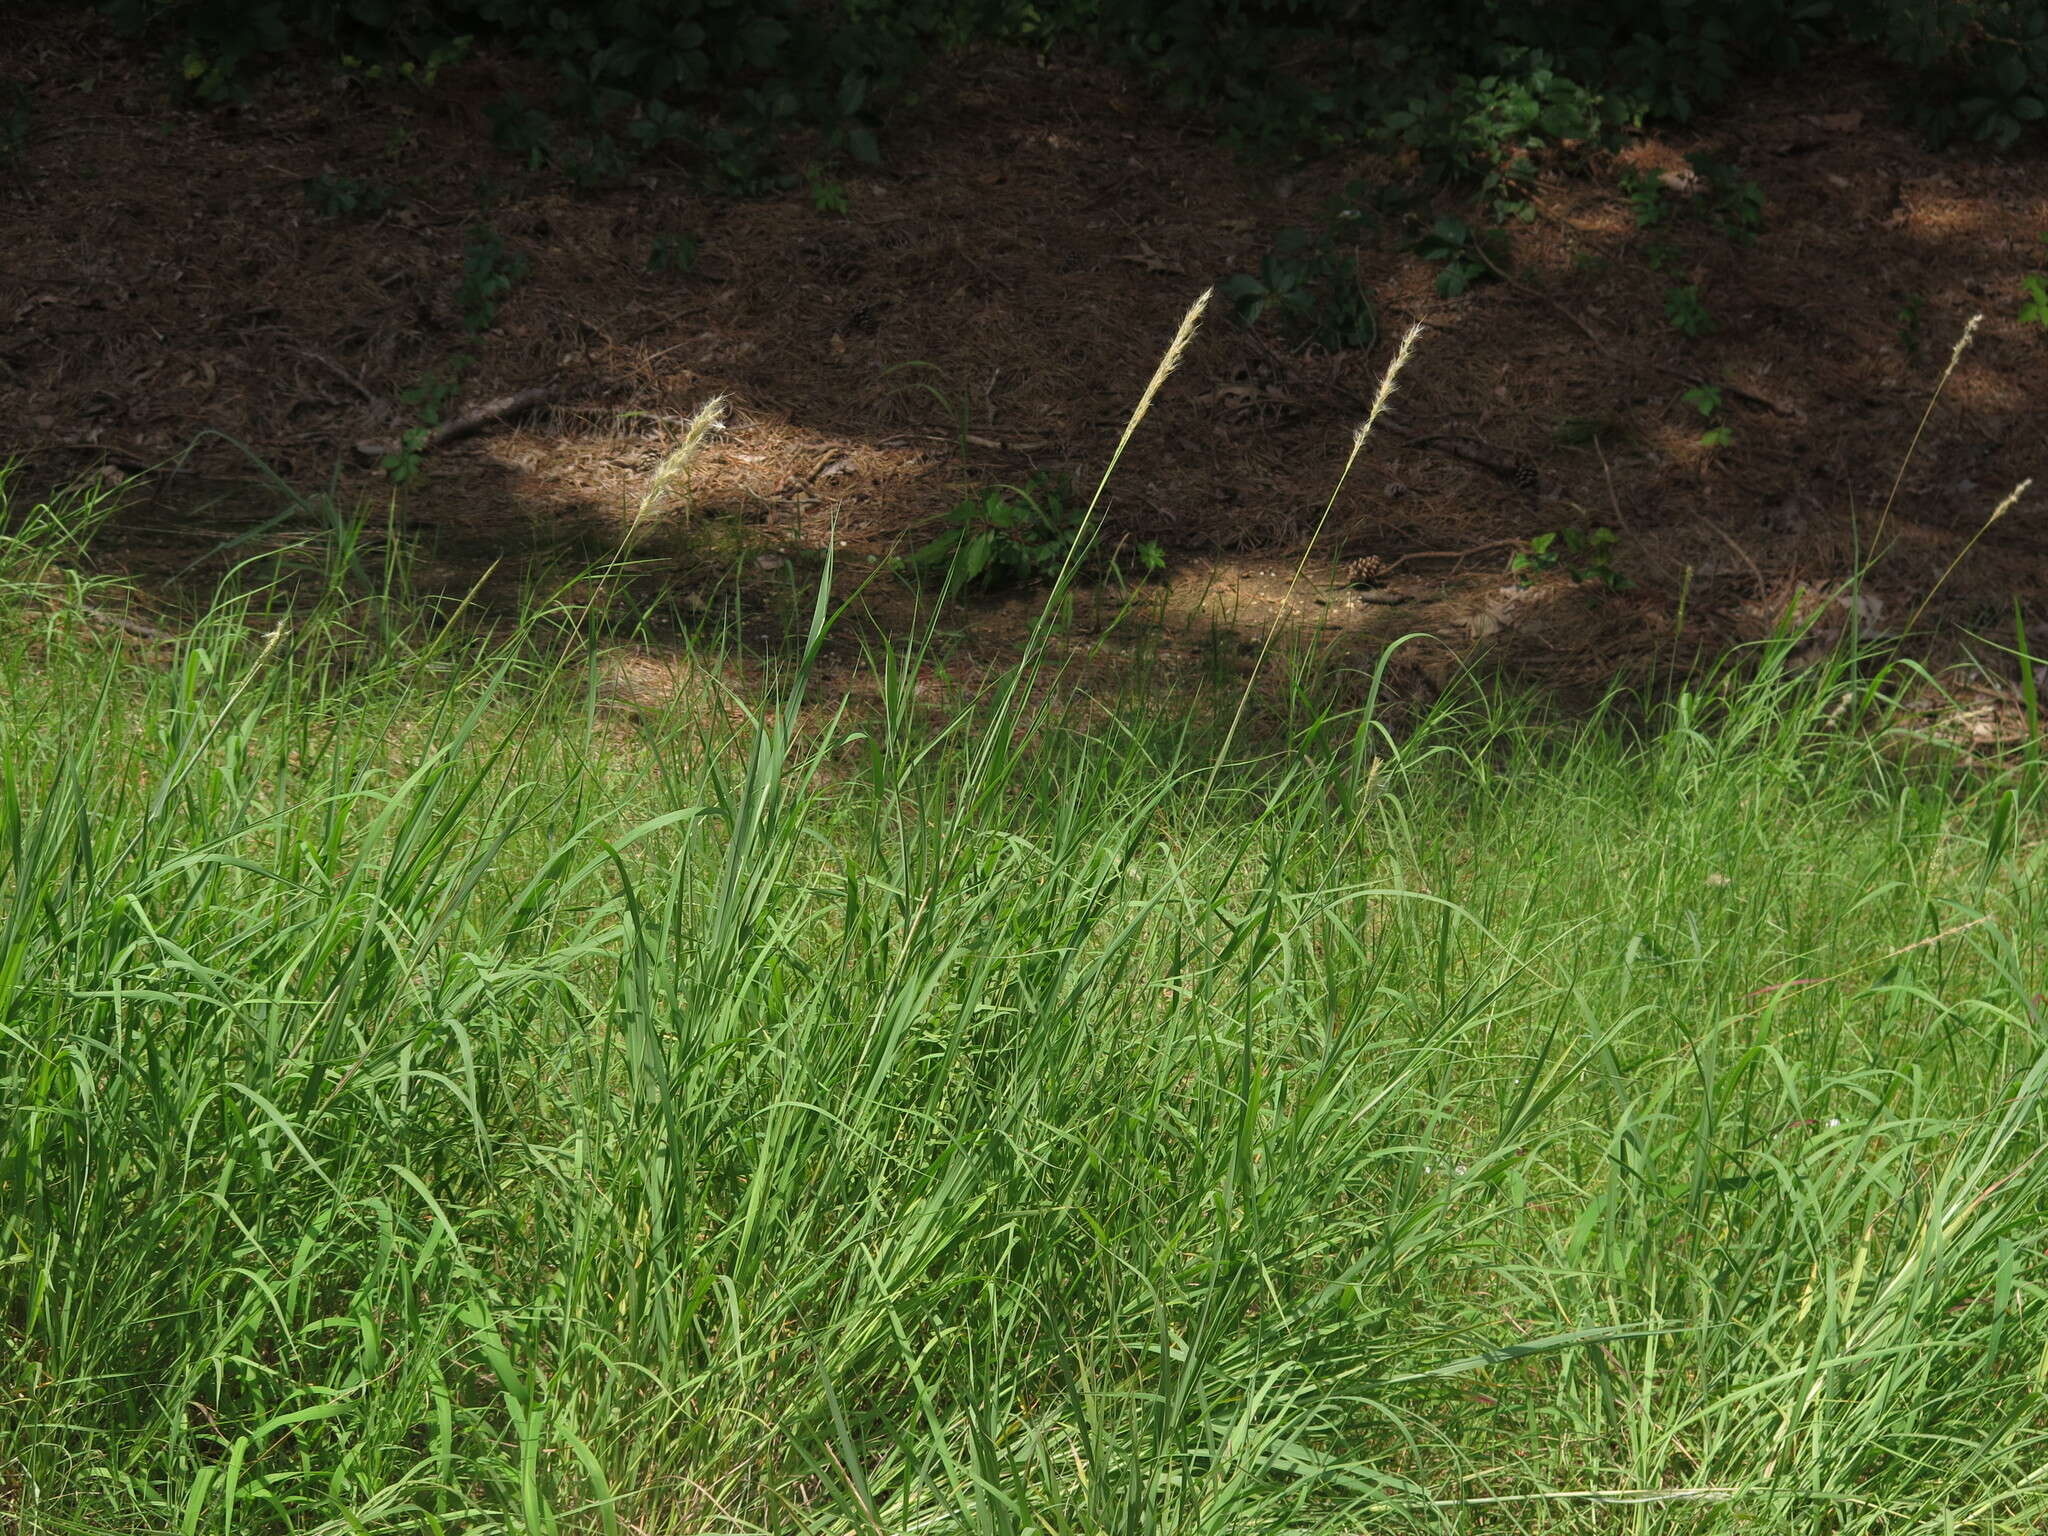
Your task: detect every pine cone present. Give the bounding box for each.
[1345,554,1389,587]
[1510,457,1540,503]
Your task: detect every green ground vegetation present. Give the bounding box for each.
[1,452,2046,1534]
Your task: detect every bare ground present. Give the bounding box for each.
[5,11,2047,710]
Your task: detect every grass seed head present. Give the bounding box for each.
[636,393,730,526]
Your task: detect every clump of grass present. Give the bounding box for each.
[2,347,2047,1536]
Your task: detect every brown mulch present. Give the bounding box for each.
[4,11,2047,691]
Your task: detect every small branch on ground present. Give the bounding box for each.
[1467,238,1616,359]
[295,347,377,403]
[1378,538,1526,575]
[354,382,558,465]
[82,605,175,643]
[1699,518,1766,594]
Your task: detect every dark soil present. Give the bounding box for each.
[5,11,2047,700]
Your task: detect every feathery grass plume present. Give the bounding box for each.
[965,288,1214,798]
[1113,287,1210,470]
[1943,311,1982,370]
[1032,288,1212,623]
[1206,323,1428,790]
[1903,477,2030,635]
[1358,320,1424,450]
[1869,314,1979,562]
[629,393,729,539]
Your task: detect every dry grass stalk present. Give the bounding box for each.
[1206,323,1429,788]
[1044,288,1215,604]
[1356,322,1424,453]
[1903,477,2030,635]
[1110,289,1210,468]
[629,394,730,541]
[1869,313,1980,561]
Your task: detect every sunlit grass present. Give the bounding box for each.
[1,459,2044,1536]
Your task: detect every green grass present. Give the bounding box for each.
[1,469,2046,1536]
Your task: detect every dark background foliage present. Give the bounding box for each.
[92,0,2048,193]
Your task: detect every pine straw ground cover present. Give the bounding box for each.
[2,310,2047,1536]
[6,7,2048,699]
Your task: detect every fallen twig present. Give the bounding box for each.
[295,346,377,404]
[1698,516,1766,594]
[1467,237,1616,359]
[82,605,176,643]
[1241,327,1539,492]
[354,382,558,464]
[1659,367,1805,422]
[1381,538,1526,574]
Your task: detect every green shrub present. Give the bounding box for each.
[2022,235,2048,333]
[99,0,918,191]
[301,171,397,218]
[1511,524,1630,588]
[900,476,1159,590]
[1858,0,2048,148]
[1222,224,1378,351]
[89,0,2048,207]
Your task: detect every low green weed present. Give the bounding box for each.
[1619,166,1669,228]
[1623,156,1762,312]
[0,81,29,170]
[900,475,1110,589]
[700,121,800,196]
[554,131,631,190]
[338,34,474,89]
[1896,292,1926,360]
[805,165,850,214]
[486,95,556,170]
[1688,152,1765,243]
[1380,54,1604,220]
[1511,523,1631,588]
[378,227,527,482]
[1411,215,1510,297]
[302,171,398,218]
[2023,273,2048,331]
[457,224,528,334]
[648,232,701,273]
[1664,281,1715,337]
[1222,224,1378,350]
[2021,237,2048,332]
[380,357,467,483]
[1684,383,1733,447]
